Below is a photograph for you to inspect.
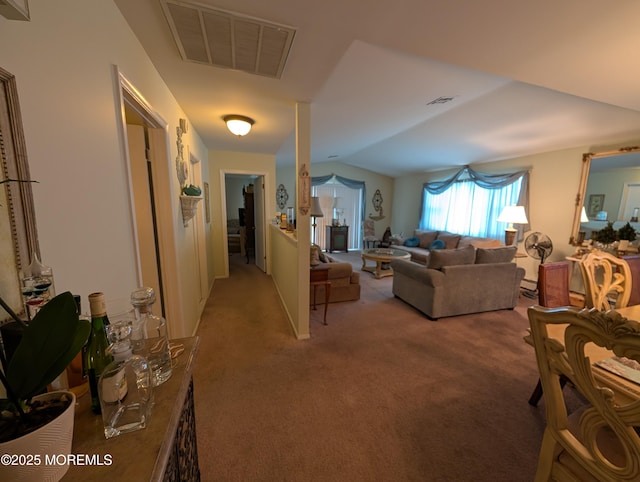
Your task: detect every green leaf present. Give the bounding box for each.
[6,291,90,400]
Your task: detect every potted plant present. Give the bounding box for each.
[0,291,90,481]
[592,221,619,244]
[618,222,637,242]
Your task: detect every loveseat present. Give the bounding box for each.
[391,245,524,320]
[392,229,502,265]
[310,245,361,303]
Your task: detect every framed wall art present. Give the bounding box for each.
[587,194,605,218]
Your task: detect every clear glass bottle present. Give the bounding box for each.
[99,320,153,439]
[130,287,172,386]
[86,292,114,414]
[19,252,55,321]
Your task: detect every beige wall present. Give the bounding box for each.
[0,0,211,337]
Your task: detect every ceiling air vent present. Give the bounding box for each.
[160,0,296,79]
[426,96,457,106]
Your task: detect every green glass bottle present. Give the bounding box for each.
[85,292,113,414]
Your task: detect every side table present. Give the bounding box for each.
[310,265,331,325]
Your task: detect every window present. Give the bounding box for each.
[311,176,365,250]
[419,168,528,240]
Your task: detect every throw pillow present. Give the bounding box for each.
[436,234,461,249]
[475,246,517,264]
[318,250,329,263]
[310,246,321,266]
[404,237,419,247]
[428,245,476,270]
[429,239,446,250]
[418,231,438,248]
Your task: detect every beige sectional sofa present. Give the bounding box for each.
[391,229,502,265]
[391,245,524,320]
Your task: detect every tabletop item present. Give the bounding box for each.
[99,320,153,439]
[86,292,114,414]
[130,287,173,386]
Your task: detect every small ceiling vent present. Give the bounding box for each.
[161,0,296,79]
[426,96,457,106]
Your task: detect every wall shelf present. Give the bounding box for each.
[180,195,203,227]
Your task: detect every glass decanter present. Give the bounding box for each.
[130,287,172,386]
[99,320,153,439]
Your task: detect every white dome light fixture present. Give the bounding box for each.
[223,114,255,136]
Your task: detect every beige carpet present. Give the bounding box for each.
[193,250,574,481]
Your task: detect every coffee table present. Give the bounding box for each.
[361,248,410,279]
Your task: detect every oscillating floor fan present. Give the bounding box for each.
[525,232,553,264]
[523,232,554,299]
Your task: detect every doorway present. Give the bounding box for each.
[222,171,267,276]
[115,69,181,331]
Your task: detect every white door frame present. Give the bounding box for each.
[114,66,183,335]
[220,168,271,278]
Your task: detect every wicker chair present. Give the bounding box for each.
[362,219,380,249]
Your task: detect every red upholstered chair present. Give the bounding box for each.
[528,262,571,406]
[622,254,640,306]
[537,262,571,308]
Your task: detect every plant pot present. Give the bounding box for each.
[0,390,76,482]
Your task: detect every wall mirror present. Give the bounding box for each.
[0,67,39,324]
[570,146,640,245]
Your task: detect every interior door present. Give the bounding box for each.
[126,125,164,315]
[254,176,266,272]
[619,183,640,221]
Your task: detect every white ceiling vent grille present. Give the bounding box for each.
[161,0,296,79]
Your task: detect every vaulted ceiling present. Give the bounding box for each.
[115,0,640,177]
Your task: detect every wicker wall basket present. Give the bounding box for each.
[180,195,203,227]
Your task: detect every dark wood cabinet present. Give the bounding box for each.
[326,225,349,252]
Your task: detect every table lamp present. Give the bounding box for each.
[577,206,589,244]
[310,197,324,245]
[497,205,528,246]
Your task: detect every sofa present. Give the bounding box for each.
[391,245,524,320]
[391,229,502,265]
[310,245,361,303]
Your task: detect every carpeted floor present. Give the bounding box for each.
[193,250,576,481]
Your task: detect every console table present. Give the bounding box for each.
[64,336,200,481]
[326,225,348,252]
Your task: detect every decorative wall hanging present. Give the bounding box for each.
[276,184,289,210]
[369,188,385,220]
[298,164,310,215]
[175,118,188,188]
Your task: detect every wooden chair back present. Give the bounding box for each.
[528,305,640,481]
[578,249,631,310]
[538,262,570,307]
[622,254,640,306]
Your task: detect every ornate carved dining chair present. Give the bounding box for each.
[528,305,640,481]
[362,219,380,249]
[579,249,631,310]
[622,254,640,306]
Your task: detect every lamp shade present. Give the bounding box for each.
[223,115,254,136]
[310,197,324,217]
[580,207,589,223]
[497,205,528,226]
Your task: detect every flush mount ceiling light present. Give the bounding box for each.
[223,115,255,136]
